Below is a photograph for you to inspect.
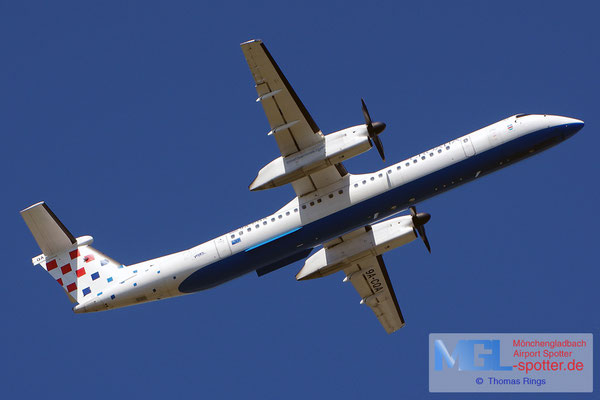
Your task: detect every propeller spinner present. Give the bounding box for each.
[409,206,432,253]
[361,98,387,161]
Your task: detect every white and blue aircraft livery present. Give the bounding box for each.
[21,39,584,333]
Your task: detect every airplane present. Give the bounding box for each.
[20,39,584,333]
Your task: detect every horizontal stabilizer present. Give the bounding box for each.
[20,202,76,257]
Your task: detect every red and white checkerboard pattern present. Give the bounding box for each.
[41,246,122,302]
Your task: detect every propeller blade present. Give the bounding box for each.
[409,206,432,253]
[361,99,387,161]
[372,134,386,161]
[417,225,432,253]
[361,98,372,127]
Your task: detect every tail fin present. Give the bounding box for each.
[21,202,123,305]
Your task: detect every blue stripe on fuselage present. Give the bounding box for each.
[178,124,576,293]
[244,227,302,252]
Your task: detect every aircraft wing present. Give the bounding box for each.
[241,39,347,196]
[343,254,406,334]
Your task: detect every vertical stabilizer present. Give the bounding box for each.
[21,202,124,306]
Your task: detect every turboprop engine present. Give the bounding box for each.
[296,207,432,280]
[250,125,372,191]
[250,99,387,191]
[296,215,414,280]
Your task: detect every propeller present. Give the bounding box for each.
[409,206,431,253]
[361,98,387,161]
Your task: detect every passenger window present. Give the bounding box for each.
[421,156,426,160]
[370,177,375,181]
[387,170,392,174]
[278,215,282,219]
[430,152,434,157]
[302,205,306,209]
[271,217,275,222]
[286,211,290,216]
[255,224,259,229]
[354,183,358,188]
[362,180,366,184]
[317,199,322,203]
[294,208,298,212]
[263,221,267,225]
[230,234,235,239]
[413,159,417,164]
[310,202,315,206]
[405,162,410,167]
[397,165,401,170]
[338,190,343,194]
[378,173,383,178]
[239,231,243,235]
[247,228,251,232]
[446,146,450,150]
[438,149,442,153]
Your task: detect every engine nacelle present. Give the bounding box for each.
[249,125,371,191]
[296,215,417,280]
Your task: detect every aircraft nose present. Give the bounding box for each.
[570,118,584,131]
[563,117,584,138]
[548,115,584,140]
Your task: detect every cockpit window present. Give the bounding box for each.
[515,114,530,118]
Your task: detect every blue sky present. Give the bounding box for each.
[1,1,598,398]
